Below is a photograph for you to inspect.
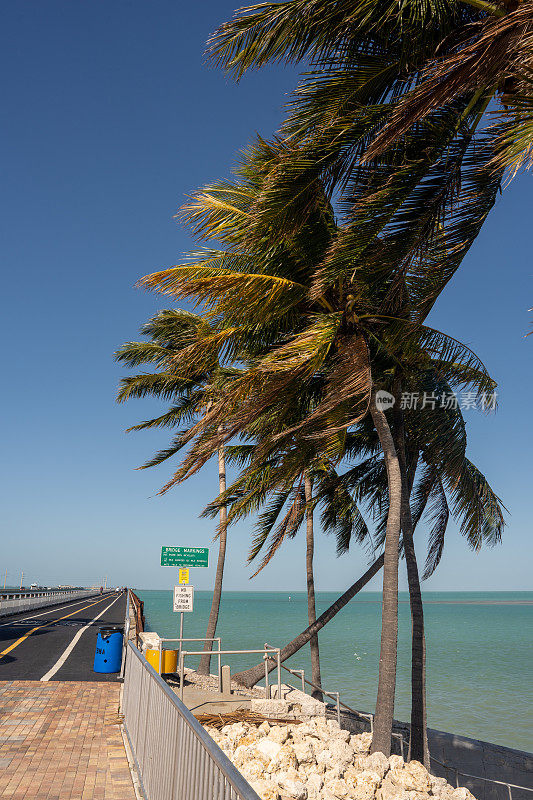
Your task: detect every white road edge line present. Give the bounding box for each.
[40,594,122,681]
[0,594,111,627]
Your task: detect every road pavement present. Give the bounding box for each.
[0,591,127,681]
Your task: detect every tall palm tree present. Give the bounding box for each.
[204,10,523,750]
[304,471,323,700]
[137,136,505,753]
[115,309,234,676]
[202,440,373,698]
[206,364,503,766]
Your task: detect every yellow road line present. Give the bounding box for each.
[0,595,112,659]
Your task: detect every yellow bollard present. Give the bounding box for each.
[146,648,178,674]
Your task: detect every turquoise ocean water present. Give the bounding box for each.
[137,589,532,753]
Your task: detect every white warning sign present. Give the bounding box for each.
[173,585,194,613]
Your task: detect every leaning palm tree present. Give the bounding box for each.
[115,309,235,675]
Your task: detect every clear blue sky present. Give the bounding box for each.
[1,1,531,592]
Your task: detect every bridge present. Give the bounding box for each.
[0,590,126,680]
[0,590,136,799]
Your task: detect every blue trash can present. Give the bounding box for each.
[94,626,123,673]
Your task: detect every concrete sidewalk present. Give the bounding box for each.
[178,683,252,715]
[0,681,135,800]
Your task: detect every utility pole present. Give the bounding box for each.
[20,571,24,590]
[104,576,107,590]
[3,569,6,590]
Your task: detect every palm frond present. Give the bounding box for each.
[126,394,203,432]
[446,458,506,551]
[139,431,190,469]
[422,476,450,579]
[116,373,204,403]
[249,482,306,577]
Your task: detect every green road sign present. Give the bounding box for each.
[160,546,209,568]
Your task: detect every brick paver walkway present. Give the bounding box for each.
[0,681,136,800]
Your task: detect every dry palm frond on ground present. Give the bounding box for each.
[194,709,303,729]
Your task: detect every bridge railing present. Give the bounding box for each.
[121,641,261,800]
[0,588,99,617]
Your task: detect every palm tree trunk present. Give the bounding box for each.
[198,443,228,675]
[305,472,323,701]
[403,519,429,767]
[232,553,384,688]
[369,390,403,757]
[393,404,429,767]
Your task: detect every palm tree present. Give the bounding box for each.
[136,137,506,755]
[211,441,373,700]
[136,153,399,754]
[206,11,521,726]
[205,360,503,766]
[207,0,531,328]
[363,0,533,177]
[226,457,327,698]
[304,471,323,700]
[207,391,502,770]
[115,309,234,676]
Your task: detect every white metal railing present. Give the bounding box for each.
[262,643,386,743]
[121,642,261,800]
[177,644,282,704]
[120,589,131,678]
[0,588,100,618]
[430,756,533,800]
[151,637,223,687]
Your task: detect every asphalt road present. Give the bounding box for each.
[0,591,127,681]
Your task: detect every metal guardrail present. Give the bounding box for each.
[122,641,261,800]
[152,637,223,687]
[264,644,356,724]
[177,645,282,704]
[262,643,395,748]
[120,589,131,679]
[430,756,533,800]
[0,588,99,618]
